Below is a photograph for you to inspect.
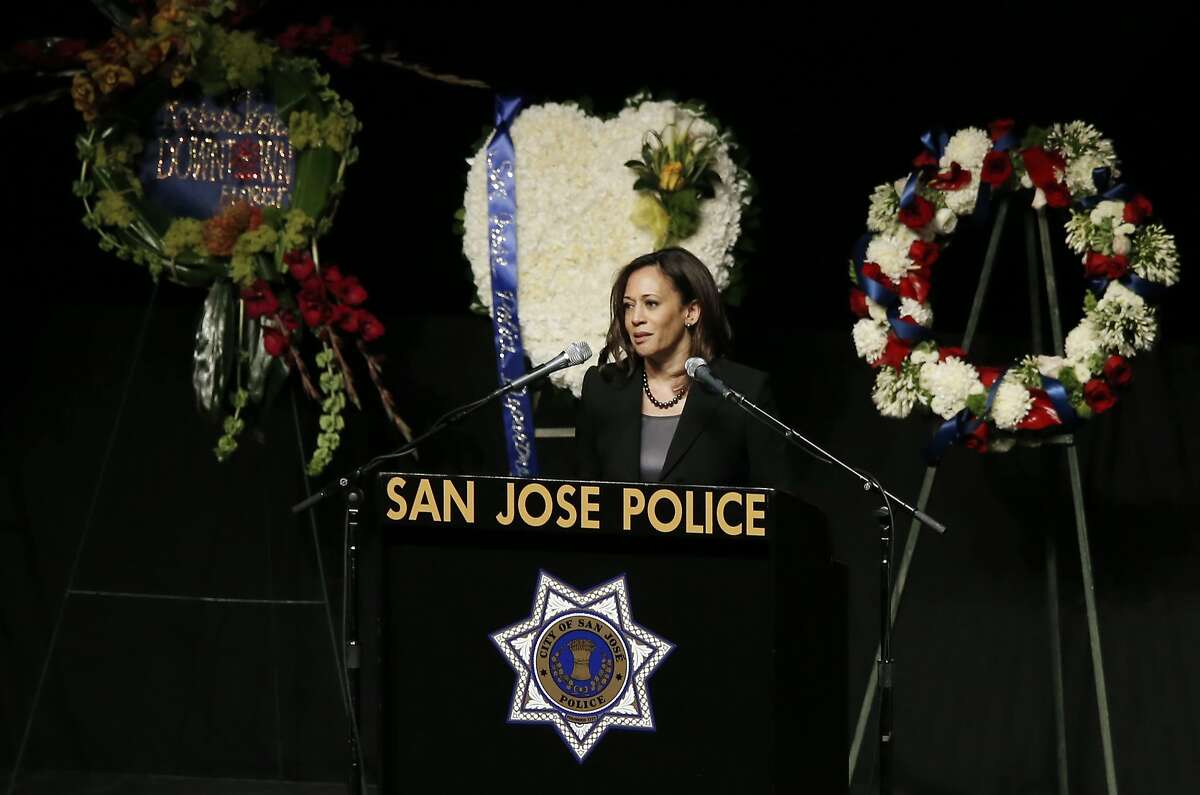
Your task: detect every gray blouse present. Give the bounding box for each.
[640,414,681,482]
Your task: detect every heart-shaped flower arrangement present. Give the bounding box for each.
[461,97,751,397]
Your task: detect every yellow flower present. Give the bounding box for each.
[94,64,136,94]
[71,74,98,121]
[631,194,670,247]
[658,161,684,192]
[169,63,190,87]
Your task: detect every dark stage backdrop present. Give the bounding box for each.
[2,11,1198,794]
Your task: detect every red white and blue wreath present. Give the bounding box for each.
[848,121,1179,458]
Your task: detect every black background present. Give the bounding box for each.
[2,7,1199,794]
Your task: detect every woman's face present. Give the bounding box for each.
[623,265,698,361]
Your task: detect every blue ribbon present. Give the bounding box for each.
[899,129,948,210]
[1041,375,1078,429]
[921,128,949,161]
[1078,167,1135,210]
[923,369,1006,464]
[992,130,1018,153]
[1086,272,1167,303]
[854,243,931,343]
[924,409,979,465]
[486,95,538,477]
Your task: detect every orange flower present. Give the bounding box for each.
[71,73,98,121]
[94,63,136,94]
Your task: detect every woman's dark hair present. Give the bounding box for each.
[598,247,732,375]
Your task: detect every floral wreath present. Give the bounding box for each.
[69,1,403,475]
[849,120,1180,457]
[459,94,754,397]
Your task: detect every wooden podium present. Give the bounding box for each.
[372,473,845,793]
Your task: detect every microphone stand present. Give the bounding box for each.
[710,385,946,795]
[290,375,547,795]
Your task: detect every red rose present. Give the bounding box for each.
[247,206,263,231]
[1103,355,1132,387]
[1083,379,1117,413]
[1021,147,1062,190]
[1083,252,1129,279]
[898,196,935,230]
[988,118,1015,142]
[963,422,989,453]
[908,240,940,268]
[281,311,300,332]
[849,288,869,318]
[1043,182,1072,208]
[1123,195,1153,224]
[300,275,325,301]
[874,334,911,371]
[263,328,289,357]
[900,272,931,303]
[299,295,332,328]
[332,304,361,333]
[324,33,359,67]
[860,262,897,291]
[287,252,316,281]
[977,367,1002,389]
[938,346,966,362]
[322,265,344,285]
[331,276,368,306]
[981,151,1013,187]
[1017,391,1061,430]
[913,151,939,169]
[241,279,279,319]
[314,16,335,37]
[360,312,385,342]
[930,162,971,191]
[277,24,306,50]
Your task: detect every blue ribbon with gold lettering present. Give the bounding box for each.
[487,95,538,477]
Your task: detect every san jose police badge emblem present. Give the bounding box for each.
[490,572,674,761]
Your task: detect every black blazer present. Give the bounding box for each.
[575,358,797,491]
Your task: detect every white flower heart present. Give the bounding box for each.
[463,100,748,396]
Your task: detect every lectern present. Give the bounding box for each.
[373,473,845,793]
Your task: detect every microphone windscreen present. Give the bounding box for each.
[567,341,593,366]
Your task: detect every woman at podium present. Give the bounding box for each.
[575,248,795,490]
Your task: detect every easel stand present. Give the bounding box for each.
[846,198,1120,795]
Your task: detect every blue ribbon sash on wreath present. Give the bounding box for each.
[486,95,539,477]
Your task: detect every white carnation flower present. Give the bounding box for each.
[1067,154,1106,197]
[940,127,992,171]
[853,318,889,362]
[1064,317,1104,367]
[1088,200,1125,225]
[920,357,985,420]
[866,227,920,282]
[1035,354,1089,384]
[910,346,940,366]
[944,177,981,215]
[991,379,1034,430]
[866,296,887,322]
[900,297,933,327]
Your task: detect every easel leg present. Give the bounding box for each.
[1026,210,1071,795]
[1037,209,1119,795]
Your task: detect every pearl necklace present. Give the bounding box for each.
[643,370,687,410]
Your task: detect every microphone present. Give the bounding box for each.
[499,341,593,394]
[685,357,737,400]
